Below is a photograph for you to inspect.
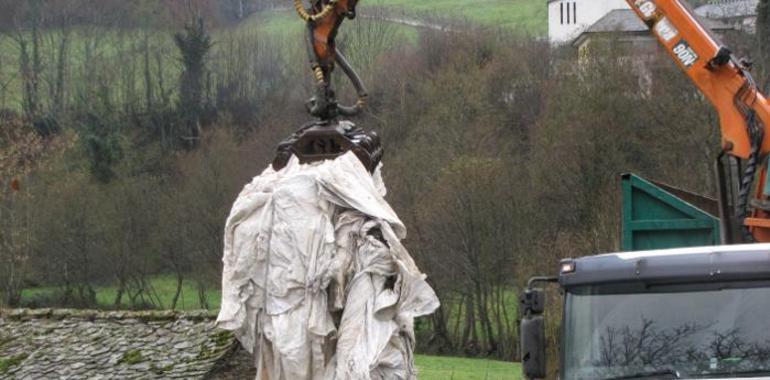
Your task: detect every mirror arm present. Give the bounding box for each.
[526,276,559,290]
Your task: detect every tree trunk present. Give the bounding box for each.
[143,33,153,111]
[479,285,497,355]
[171,273,184,310]
[451,294,465,345]
[197,280,209,309]
[31,22,41,117]
[113,282,125,307]
[54,32,69,114]
[62,262,73,305]
[428,302,453,353]
[462,295,478,354]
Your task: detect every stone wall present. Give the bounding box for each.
[0,308,251,380]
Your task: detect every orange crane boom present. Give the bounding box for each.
[626,0,770,242]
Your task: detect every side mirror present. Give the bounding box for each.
[521,313,546,379]
[520,288,547,379]
[520,288,545,315]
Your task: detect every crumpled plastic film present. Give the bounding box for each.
[217,151,440,380]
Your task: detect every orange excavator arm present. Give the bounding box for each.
[271,0,381,174]
[293,0,367,120]
[626,0,770,242]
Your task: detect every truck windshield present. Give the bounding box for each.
[562,283,770,380]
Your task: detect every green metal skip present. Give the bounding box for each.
[621,173,720,251]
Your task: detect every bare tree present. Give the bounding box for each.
[174,16,213,149]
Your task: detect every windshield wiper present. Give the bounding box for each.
[605,368,681,380]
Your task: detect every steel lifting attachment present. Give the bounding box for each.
[272,0,381,172]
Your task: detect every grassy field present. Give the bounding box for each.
[241,9,305,36]
[0,27,180,113]
[246,1,546,36]
[21,276,522,335]
[416,355,522,380]
[21,275,222,311]
[363,0,546,35]
[0,0,543,112]
[243,9,420,42]
[241,0,545,43]
[22,276,521,349]
[0,9,420,113]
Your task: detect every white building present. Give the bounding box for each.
[548,0,757,45]
[548,0,630,44]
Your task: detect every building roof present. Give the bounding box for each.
[0,308,243,379]
[585,9,650,33]
[571,9,733,46]
[585,8,731,34]
[695,0,758,19]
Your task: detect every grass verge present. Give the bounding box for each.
[415,354,522,380]
[21,275,221,311]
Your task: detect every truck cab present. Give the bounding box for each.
[520,243,770,379]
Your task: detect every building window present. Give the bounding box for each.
[560,2,564,25]
[573,2,577,23]
[566,1,570,24]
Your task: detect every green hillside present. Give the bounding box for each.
[362,0,546,35]
[0,2,544,112]
[243,9,419,41]
[248,0,547,36]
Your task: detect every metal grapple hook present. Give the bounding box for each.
[272,0,380,173]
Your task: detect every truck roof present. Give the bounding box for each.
[559,243,770,288]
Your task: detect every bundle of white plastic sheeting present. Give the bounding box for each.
[333,212,440,380]
[216,151,439,380]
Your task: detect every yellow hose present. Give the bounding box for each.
[294,0,311,21]
[294,0,338,22]
[313,66,325,84]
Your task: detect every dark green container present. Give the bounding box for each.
[621,173,720,251]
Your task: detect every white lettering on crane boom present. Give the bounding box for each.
[654,17,678,42]
[672,40,698,68]
[634,0,657,19]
